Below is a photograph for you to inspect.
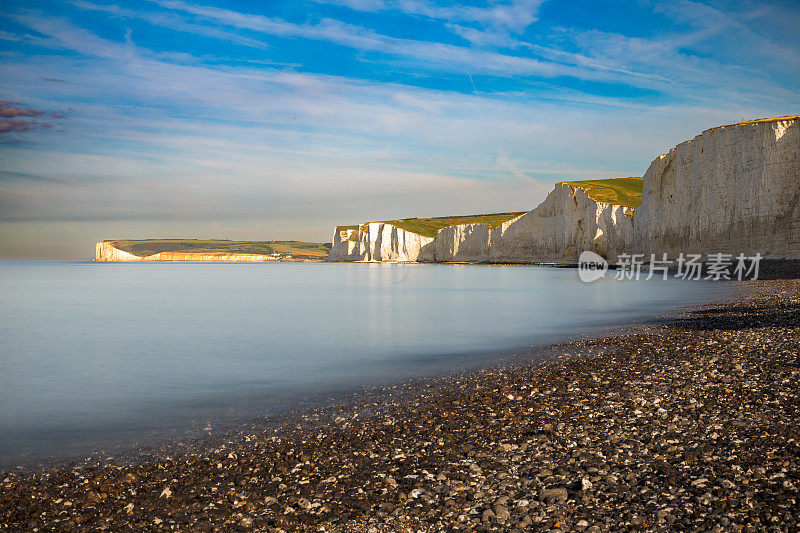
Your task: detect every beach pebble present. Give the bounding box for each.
[539,487,568,505]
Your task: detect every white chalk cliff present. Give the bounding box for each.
[96,241,143,261]
[328,183,634,263]
[95,241,281,262]
[329,223,435,262]
[432,184,634,263]
[632,117,799,259]
[329,116,799,263]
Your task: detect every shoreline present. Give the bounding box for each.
[2,279,799,531]
[0,274,722,473]
[0,304,676,473]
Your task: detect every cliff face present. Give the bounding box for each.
[143,252,279,262]
[358,222,436,262]
[95,242,283,262]
[328,183,633,263]
[633,117,800,259]
[329,223,435,262]
[429,185,633,262]
[96,241,143,261]
[497,183,633,262]
[431,222,498,262]
[329,227,361,261]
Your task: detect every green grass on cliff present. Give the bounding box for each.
[335,225,360,242]
[718,114,800,128]
[110,239,330,260]
[562,177,643,208]
[335,178,644,240]
[379,212,528,238]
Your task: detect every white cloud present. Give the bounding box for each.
[317,0,543,34]
[71,0,272,50]
[138,0,661,85]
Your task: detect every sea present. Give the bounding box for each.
[0,261,731,467]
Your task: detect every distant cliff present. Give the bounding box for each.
[328,181,636,263]
[96,240,330,262]
[96,242,280,262]
[96,241,145,261]
[329,115,800,263]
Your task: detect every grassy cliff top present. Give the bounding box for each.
[335,225,360,233]
[716,114,800,129]
[381,212,527,238]
[108,239,330,260]
[561,177,643,208]
[335,225,360,243]
[335,213,527,239]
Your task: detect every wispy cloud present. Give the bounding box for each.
[136,0,658,84]
[11,12,136,60]
[71,0,271,50]
[0,101,45,118]
[0,170,63,183]
[0,101,65,136]
[0,118,52,134]
[317,0,544,36]
[321,0,548,51]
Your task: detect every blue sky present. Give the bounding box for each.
[1,0,799,258]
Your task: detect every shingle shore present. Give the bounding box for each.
[1,279,799,532]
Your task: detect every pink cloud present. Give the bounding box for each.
[0,101,67,135]
[0,118,53,134]
[0,101,45,118]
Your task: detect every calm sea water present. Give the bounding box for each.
[0,261,729,467]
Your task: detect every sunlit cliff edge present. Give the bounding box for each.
[95,240,330,262]
[330,116,800,263]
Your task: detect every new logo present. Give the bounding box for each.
[578,251,608,282]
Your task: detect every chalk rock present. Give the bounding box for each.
[633,117,800,259]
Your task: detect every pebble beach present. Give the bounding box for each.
[1,277,799,532]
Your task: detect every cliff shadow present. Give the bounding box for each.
[488,210,560,262]
[417,238,437,262]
